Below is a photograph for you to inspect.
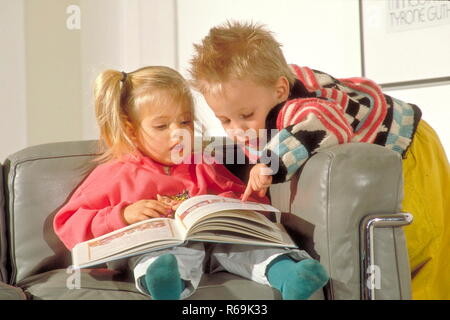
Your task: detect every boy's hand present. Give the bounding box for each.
[122,199,173,225]
[242,163,273,201]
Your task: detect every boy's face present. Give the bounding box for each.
[133,100,194,165]
[203,77,289,148]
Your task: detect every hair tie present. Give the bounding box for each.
[121,71,128,82]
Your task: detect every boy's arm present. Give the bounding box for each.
[259,66,395,184]
[259,98,354,183]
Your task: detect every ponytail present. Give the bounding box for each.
[94,69,136,163]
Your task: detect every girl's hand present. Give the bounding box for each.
[156,194,183,211]
[122,199,173,225]
[242,163,273,201]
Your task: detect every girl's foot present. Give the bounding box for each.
[144,253,185,300]
[267,256,329,300]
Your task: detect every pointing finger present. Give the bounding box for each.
[242,182,253,202]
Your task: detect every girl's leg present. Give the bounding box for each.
[209,244,328,300]
[131,242,205,300]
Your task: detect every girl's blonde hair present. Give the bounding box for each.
[94,66,194,163]
[189,20,296,95]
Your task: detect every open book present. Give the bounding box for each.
[72,195,297,268]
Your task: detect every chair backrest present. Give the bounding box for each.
[2,141,99,284]
[270,143,412,300]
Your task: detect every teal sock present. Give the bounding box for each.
[144,254,185,300]
[266,255,329,300]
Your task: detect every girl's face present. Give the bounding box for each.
[133,99,194,166]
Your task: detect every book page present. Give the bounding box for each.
[187,211,283,242]
[189,223,297,249]
[72,218,182,267]
[190,222,281,242]
[175,195,280,230]
[73,239,184,268]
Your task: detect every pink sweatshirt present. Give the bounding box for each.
[53,151,269,250]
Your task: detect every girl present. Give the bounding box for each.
[53,66,329,300]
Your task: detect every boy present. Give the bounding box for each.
[189,21,450,299]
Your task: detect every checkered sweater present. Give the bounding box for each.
[258,64,422,183]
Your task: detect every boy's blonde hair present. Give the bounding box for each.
[189,20,296,95]
[94,66,194,163]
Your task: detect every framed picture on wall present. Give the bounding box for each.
[360,0,450,88]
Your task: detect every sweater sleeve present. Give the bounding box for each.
[53,167,130,250]
[260,65,393,184]
[259,98,354,183]
[54,194,130,250]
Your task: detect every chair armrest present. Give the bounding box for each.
[0,281,27,300]
[360,213,412,300]
[269,143,412,300]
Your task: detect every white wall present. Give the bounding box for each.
[385,85,450,159]
[1,0,448,161]
[176,0,362,136]
[0,0,27,162]
[79,0,125,141]
[79,0,177,140]
[361,0,450,158]
[1,0,177,161]
[16,0,361,144]
[362,0,450,83]
[24,0,82,147]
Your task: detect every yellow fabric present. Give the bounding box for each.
[402,120,450,300]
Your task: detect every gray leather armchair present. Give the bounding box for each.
[0,140,412,300]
